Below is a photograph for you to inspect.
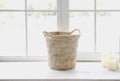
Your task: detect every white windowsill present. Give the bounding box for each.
[0,53,101,62]
[0,62,120,81]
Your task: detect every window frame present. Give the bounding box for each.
[0,0,120,62]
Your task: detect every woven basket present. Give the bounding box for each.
[44,29,80,70]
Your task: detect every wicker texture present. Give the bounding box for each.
[44,29,80,70]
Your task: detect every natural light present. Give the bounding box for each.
[0,0,120,80]
[0,0,120,60]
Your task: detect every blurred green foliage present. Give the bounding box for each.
[0,0,5,9]
[0,0,110,18]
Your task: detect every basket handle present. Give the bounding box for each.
[70,29,80,35]
[43,31,49,37]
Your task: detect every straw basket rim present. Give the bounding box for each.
[45,35,80,37]
[44,29,81,37]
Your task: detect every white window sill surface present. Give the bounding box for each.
[0,62,120,81]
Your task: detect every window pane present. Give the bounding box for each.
[28,12,57,56]
[97,0,120,10]
[70,12,94,52]
[27,0,56,10]
[0,12,26,56]
[0,0,25,10]
[97,12,119,53]
[69,0,94,10]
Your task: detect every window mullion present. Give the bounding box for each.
[25,0,28,56]
[57,0,69,31]
[94,0,97,53]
